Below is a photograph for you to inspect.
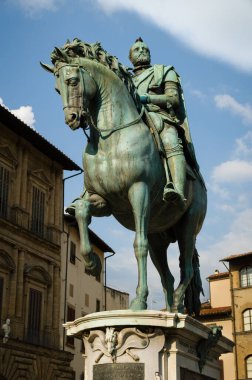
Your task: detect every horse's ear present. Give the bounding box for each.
[40,62,54,73]
[54,47,70,63]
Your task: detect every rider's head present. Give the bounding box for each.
[129,37,151,68]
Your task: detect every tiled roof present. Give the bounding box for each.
[201,301,211,309]
[221,251,252,262]
[0,104,81,171]
[207,271,229,280]
[199,306,232,317]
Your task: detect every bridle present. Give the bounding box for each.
[56,63,94,130]
[56,62,144,137]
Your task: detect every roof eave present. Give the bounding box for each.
[0,105,82,171]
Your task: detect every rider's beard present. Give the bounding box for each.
[135,53,150,67]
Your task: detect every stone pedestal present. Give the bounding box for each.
[64,310,233,380]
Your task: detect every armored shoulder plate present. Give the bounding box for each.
[165,67,179,83]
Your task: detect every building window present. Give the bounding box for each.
[240,266,252,288]
[31,187,45,236]
[243,309,252,331]
[66,306,75,346]
[96,271,101,282]
[69,283,74,298]
[0,165,10,218]
[27,288,42,344]
[96,299,101,312]
[70,241,76,264]
[0,277,3,322]
[80,340,85,353]
[85,293,89,307]
[246,356,252,378]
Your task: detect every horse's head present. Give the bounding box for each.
[41,48,97,130]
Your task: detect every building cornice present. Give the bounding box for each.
[0,105,81,171]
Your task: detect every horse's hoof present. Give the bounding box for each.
[171,304,185,314]
[84,252,102,277]
[129,298,147,311]
[65,204,76,216]
[66,197,85,216]
[165,305,173,313]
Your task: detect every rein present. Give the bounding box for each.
[91,106,145,136]
[57,62,145,137]
[57,63,92,130]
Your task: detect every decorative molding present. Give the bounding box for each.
[85,327,161,363]
[0,145,17,168]
[28,169,52,189]
[196,326,222,373]
[0,250,16,272]
[0,346,73,380]
[24,265,52,286]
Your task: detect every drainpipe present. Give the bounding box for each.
[62,169,83,221]
[62,228,69,350]
[222,261,238,380]
[104,251,115,311]
[62,169,83,350]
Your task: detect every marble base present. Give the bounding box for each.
[64,310,233,380]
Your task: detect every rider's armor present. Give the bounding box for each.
[132,64,193,207]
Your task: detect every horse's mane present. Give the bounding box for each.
[51,38,141,111]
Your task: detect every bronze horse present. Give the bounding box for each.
[41,40,207,314]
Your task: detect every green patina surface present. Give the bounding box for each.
[41,38,207,315]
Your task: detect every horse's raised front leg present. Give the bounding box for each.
[74,192,111,277]
[128,182,150,311]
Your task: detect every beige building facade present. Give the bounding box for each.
[198,251,252,380]
[61,214,129,379]
[0,105,80,379]
[105,286,129,311]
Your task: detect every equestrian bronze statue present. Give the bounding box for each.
[41,38,207,315]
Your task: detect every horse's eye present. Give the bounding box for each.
[68,78,79,86]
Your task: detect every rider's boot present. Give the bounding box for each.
[163,153,187,210]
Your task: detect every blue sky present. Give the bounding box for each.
[1,0,252,310]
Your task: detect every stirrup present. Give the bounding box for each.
[163,187,186,209]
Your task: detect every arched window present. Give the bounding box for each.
[240,266,252,288]
[246,356,252,379]
[243,309,252,331]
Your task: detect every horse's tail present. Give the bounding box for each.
[184,248,204,316]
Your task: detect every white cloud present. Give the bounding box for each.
[11,106,36,128]
[211,160,252,184]
[214,94,252,124]
[208,182,230,199]
[96,0,252,73]
[0,98,36,129]
[190,89,207,102]
[235,132,252,156]
[217,204,235,214]
[0,98,6,107]
[201,208,252,277]
[13,0,63,15]
[199,208,252,294]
